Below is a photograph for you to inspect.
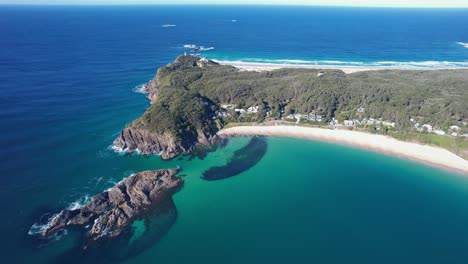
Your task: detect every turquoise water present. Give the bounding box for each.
[1,5,468,263]
[118,137,468,264]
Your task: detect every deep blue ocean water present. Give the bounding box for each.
[1,5,468,263]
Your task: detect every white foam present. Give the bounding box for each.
[110,144,129,154]
[457,42,468,48]
[132,83,147,94]
[51,229,68,241]
[198,46,215,51]
[161,24,176,28]
[67,195,91,210]
[28,212,63,236]
[183,44,197,49]
[213,58,468,69]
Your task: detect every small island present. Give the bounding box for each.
[39,169,182,241]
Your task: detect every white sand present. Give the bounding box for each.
[214,60,445,74]
[218,126,468,175]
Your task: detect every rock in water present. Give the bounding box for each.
[40,169,182,240]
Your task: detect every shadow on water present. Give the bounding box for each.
[188,137,229,161]
[47,198,178,264]
[202,136,268,181]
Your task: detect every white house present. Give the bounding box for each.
[247,106,259,113]
[422,124,433,132]
[382,121,395,127]
[344,120,354,127]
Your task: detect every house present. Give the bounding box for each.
[217,111,230,117]
[357,107,365,113]
[307,113,323,122]
[247,106,259,113]
[449,125,460,131]
[382,121,395,127]
[344,120,354,127]
[367,118,375,125]
[422,124,433,132]
[329,117,339,125]
[433,129,445,136]
[221,104,236,110]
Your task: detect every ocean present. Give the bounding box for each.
[1,5,468,263]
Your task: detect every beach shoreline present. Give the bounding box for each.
[218,125,468,175]
[213,60,467,74]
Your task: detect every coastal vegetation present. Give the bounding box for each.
[118,55,468,159]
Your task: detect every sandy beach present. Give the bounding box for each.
[214,60,454,74]
[218,125,468,175]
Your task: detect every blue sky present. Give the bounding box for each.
[1,0,468,8]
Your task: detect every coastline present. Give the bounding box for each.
[217,125,468,175]
[213,60,468,74]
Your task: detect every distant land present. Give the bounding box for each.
[113,55,468,172]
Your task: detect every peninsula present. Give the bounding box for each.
[113,55,468,173]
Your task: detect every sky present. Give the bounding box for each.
[1,0,468,8]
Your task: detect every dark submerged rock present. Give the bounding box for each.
[202,136,268,181]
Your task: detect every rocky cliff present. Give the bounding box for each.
[40,169,182,240]
[113,126,219,159]
[113,55,223,159]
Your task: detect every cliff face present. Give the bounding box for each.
[141,75,159,104]
[41,169,182,240]
[113,55,222,159]
[113,126,218,160]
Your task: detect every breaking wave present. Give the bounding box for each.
[213,58,468,69]
[199,46,215,51]
[182,44,215,52]
[456,42,468,48]
[109,144,128,154]
[67,195,91,210]
[132,83,147,94]
[28,194,91,237]
[28,212,63,236]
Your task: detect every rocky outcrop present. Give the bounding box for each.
[113,55,223,160]
[141,76,160,104]
[40,169,182,240]
[113,127,181,159]
[113,126,219,160]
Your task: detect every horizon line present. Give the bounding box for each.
[1,3,468,9]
